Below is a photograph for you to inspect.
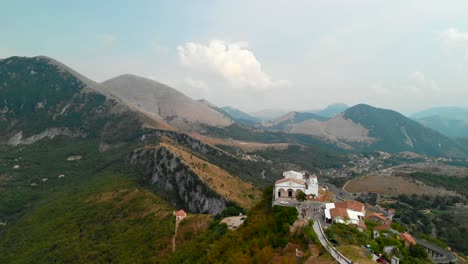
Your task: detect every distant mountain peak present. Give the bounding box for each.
[315,103,349,118]
[101,74,232,129]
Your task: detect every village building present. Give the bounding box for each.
[324,200,367,230]
[173,210,187,221]
[365,212,389,224]
[399,233,416,246]
[274,170,319,200]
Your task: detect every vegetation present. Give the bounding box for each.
[221,205,245,217]
[167,187,322,263]
[405,172,468,197]
[296,190,306,201]
[0,56,145,144]
[0,138,178,263]
[382,194,467,255]
[255,144,347,171]
[343,104,467,157]
[326,223,430,263]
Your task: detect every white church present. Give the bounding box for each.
[274,170,319,200]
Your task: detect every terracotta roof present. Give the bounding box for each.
[175,210,187,217]
[330,207,349,218]
[399,233,416,246]
[366,212,387,222]
[275,178,306,186]
[375,224,391,231]
[335,200,365,212]
[358,219,368,230]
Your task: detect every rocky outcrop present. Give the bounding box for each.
[7,128,87,146]
[142,129,232,157]
[127,146,231,215]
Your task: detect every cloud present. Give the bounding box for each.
[96,34,116,45]
[440,28,468,59]
[177,40,289,91]
[407,71,440,92]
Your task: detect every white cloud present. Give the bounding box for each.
[440,28,468,59]
[177,40,289,91]
[96,34,116,45]
[407,71,440,93]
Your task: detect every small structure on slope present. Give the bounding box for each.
[173,210,187,221]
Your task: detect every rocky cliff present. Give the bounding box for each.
[127,146,231,215]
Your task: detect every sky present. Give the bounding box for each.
[1,0,468,114]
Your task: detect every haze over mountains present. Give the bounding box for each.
[1,55,467,262]
[101,74,233,130]
[410,107,468,138]
[2,56,466,158]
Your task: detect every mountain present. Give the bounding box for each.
[220,106,260,125]
[415,116,468,138]
[250,108,291,121]
[101,75,232,131]
[269,104,467,157]
[410,107,468,138]
[410,106,468,120]
[0,56,158,147]
[342,104,467,157]
[315,103,349,118]
[265,111,327,131]
[196,101,260,126]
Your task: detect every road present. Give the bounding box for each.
[322,182,354,201]
[312,216,353,264]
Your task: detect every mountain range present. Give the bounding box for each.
[410,107,468,138]
[1,56,466,158]
[1,55,467,262]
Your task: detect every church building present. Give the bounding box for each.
[274,170,319,200]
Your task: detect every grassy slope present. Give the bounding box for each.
[344,104,466,157]
[0,138,179,263]
[159,142,261,209]
[0,173,175,264]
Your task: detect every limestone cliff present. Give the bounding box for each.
[127,146,231,215]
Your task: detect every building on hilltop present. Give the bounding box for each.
[399,233,416,246]
[324,200,367,231]
[274,170,319,200]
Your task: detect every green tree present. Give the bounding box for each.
[296,190,306,201]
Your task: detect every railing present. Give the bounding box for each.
[313,217,353,264]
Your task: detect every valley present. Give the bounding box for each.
[0,56,466,263]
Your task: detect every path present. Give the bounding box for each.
[172,219,180,253]
[312,217,353,264]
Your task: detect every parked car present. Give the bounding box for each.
[280,201,288,204]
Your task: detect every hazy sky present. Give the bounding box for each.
[1,1,468,114]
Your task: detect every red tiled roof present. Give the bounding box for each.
[358,219,368,230]
[366,212,387,222]
[275,178,306,186]
[330,207,349,218]
[175,210,187,217]
[399,233,416,246]
[335,200,365,212]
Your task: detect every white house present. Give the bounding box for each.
[324,201,367,230]
[274,170,319,200]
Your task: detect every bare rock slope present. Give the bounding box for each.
[101,75,232,130]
